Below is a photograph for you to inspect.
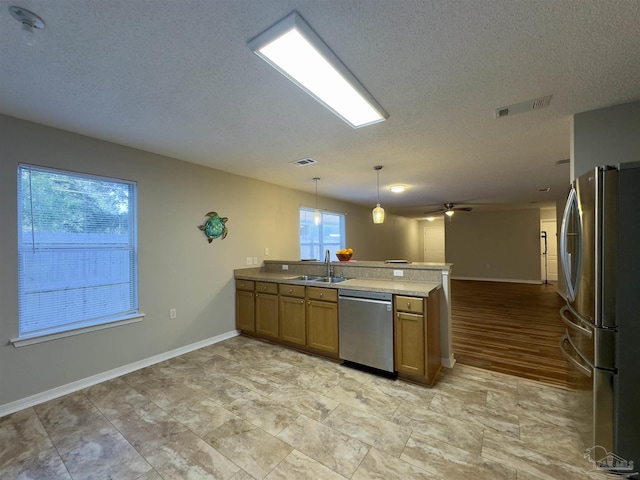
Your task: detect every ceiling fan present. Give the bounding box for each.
[424,203,473,217]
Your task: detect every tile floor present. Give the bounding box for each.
[0,335,610,479]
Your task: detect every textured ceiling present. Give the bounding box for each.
[1,0,639,217]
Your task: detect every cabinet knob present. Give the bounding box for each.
[300,300,304,304]
[407,302,411,308]
[320,293,324,297]
[264,286,268,290]
[289,289,293,293]
[308,301,311,305]
[397,313,400,318]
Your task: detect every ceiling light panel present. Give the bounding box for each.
[248,12,388,128]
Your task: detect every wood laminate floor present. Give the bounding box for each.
[450,280,572,388]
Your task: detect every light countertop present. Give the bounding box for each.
[234,270,441,297]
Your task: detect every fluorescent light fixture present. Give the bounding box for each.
[389,185,405,193]
[248,12,388,128]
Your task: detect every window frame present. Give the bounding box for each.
[299,207,346,260]
[12,164,143,347]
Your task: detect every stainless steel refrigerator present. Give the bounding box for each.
[559,162,640,478]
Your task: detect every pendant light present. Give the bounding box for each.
[372,166,385,224]
[313,177,321,225]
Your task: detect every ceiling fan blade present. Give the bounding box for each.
[454,207,473,212]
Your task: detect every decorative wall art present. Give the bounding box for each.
[198,211,228,242]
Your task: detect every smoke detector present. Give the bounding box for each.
[495,95,552,118]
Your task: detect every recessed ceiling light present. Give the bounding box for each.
[389,185,405,193]
[248,12,388,128]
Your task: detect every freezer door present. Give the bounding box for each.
[560,332,615,455]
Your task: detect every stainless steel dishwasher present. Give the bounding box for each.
[338,289,394,374]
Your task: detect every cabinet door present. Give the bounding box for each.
[395,311,425,376]
[255,293,278,339]
[307,300,339,355]
[279,296,306,345]
[236,290,255,332]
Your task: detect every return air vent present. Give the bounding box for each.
[290,157,318,167]
[495,95,552,119]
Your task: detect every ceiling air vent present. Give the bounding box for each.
[290,157,318,167]
[495,95,552,119]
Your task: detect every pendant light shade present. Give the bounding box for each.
[313,177,321,225]
[372,166,385,224]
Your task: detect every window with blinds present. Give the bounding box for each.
[17,164,139,340]
[299,207,345,260]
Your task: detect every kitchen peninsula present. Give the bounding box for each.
[234,260,454,386]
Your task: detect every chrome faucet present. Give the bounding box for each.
[325,249,333,278]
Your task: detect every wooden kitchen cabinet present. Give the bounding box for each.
[306,287,339,356]
[255,282,278,339]
[279,284,306,346]
[235,280,255,332]
[394,290,442,385]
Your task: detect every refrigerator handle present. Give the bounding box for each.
[559,186,580,302]
[559,333,593,378]
[560,305,593,338]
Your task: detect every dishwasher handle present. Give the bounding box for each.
[339,296,392,307]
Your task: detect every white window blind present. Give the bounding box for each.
[299,207,346,260]
[17,164,138,340]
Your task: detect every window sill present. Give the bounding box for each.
[10,313,146,347]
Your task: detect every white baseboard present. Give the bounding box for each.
[0,330,240,418]
[441,354,456,369]
[452,276,543,285]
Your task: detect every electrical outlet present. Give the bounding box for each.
[246,257,253,265]
[264,247,270,256]
[253,257,258,265]
[393,269,404,277]
[282,264,289,270]
[169,308,177,319]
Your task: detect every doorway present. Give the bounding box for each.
[423,219,445,263]
[540,219,558,282]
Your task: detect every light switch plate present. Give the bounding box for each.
[282,264,289,270]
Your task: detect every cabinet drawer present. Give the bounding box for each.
[235,279,255,292]
[256,282,278,295]
[279,284,306,298]
[395,295,424,313]
[307,286,338,302]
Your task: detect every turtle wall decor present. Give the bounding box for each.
[198,211,228,243]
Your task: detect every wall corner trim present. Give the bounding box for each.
[0,330,240,418]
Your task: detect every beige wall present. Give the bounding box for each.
[571,100,640,180]
[445,209,542,282]
[0,115,420,407]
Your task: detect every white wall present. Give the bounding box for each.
[445,209,542,282]
[0,115,420,407]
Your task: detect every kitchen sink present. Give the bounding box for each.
[291,275,349,283]
[313,276,349,284]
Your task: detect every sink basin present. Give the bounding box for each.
[291,275,349,283]
[312,276,349,284]
[292,275,322,281]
